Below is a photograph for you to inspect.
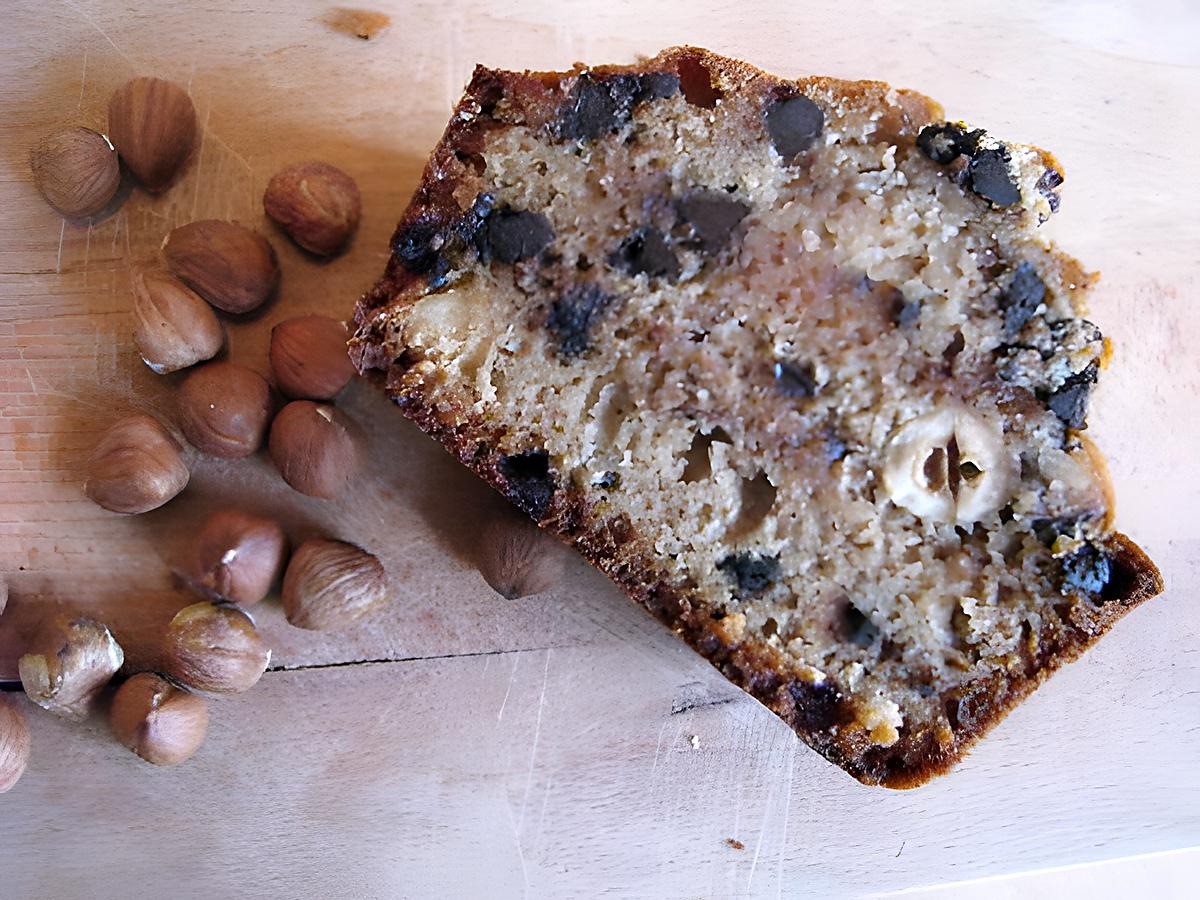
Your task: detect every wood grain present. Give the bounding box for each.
[1,0,1198,896]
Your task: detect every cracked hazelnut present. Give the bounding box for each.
[163,220,279,314]
[86,414,190,514]
[162,601,270,694]
[0,695,31,793]
[268,400,362,498]
[107,76,197,192]
[477,514,563,599]
[18,616,125,721]
[177,361,273,458]
[132,268,224,374]
[269,315,355,400]
[263,162,361,256]
[110,672,208,766]
[174,509,287,606]
[282,538,387,631]
[30,126,121,219]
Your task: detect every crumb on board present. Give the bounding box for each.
[321,8,391,40]
[688,734,700,749]
[725,838,745,850]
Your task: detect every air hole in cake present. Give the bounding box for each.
[763,616,779,638]
[727,471,777,540]
[681,426,732,483]
[838,601,880,648]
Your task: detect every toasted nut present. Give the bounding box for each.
[883,405,1016,525]
[132,268,224,374]
[162,602,270,694]
[162,220,279,314]
[18,616,124,721]
[0,695,31,793]
[269,315,355,400]
[176,361,273,458]
[477,514,563,599]
[174,509,287,606]
[263,162,361,256]
[85,414,190,514]
[282,538,386,631]
[29,126,120,219]
[110,672,208,766]
[268,401,362,499]
[107,76,197,192]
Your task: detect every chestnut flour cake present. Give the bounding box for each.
[352,47,1162,786]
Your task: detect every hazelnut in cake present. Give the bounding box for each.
[351,47,1163,786]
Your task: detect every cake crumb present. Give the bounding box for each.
[688,734,700,749]
[725,838,745,850]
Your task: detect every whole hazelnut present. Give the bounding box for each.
[0,695,32,793]
[29,126,121,219]
[107,76,197,192]
[162,601,270,694]
[282,538,386,631]
[268,401,362,499]
[162,220,279,314]
[269,315,355,400]
[132,268,224,374]
[110,672,209,766]
[86,414,190,514]
[18,616,125,721]
[263,162,361,256]
[477,514,564,599]
[177,361,273,458]
[174,509,287,606]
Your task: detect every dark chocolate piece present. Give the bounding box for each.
[999,262,1047,336]
[969,148,1021,207]
[499,451,555,520]
[1061,544,1112,597]
[676,191,750,254]
[764,96,825,160]
[717,552,781,598]
[556,72,680,142]
[609,227,680,280]
[773,360,818,398]
[546,284,615,357]
[485,209,555,264]
[1047,362,1099,430]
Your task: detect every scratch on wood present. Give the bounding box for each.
[77,52,88,109]
[68,1,135,66]
[55,221,65,275]
[496,651,519,724]
[775,745,795,898]
[517,649,550,834]
[190,101,210,220]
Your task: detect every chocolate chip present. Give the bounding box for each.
[773,360,817,398]
[999,262,1046,336]
[1036,167,1064,192]
[717,552,780,598]
[893,297,921,328]
[916,124,968,164]
[676,191,750,254]
[499,451,555,520]
[787,678,847,734]
[392,214,447,276]
[1047,362,1098,430]
[393,195,498,288]
[764,96,824,160]
[546,284,614,357]
[484,209,554,264]
[969,148,1021,207]
[594,471,620,489]
[1061,543,1112,597]
[609,227,679,280]
[556,72,680,142]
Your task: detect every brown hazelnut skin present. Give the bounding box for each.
[174,509,287,606]
[86,414,190,514]
[263,162,361,256]
[162,220,280,314]
[132,268,224,374]
[0,694,32,793]
[176,361,273,459]
[282,538,387,631]
[18,616,125,721]
[477,514,564,599]
[162,602,271,694]
[269,315,355,400]
[29,126,121,219]
[110,673,209,766]
[268,401,362,499]
[107,77,197,192]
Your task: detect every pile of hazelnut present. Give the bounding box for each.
[2,76,390,790]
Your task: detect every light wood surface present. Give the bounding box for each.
[1,1,1198,897]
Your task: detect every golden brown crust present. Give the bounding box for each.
[352,47,1164,787]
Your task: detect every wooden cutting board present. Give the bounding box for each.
[2,1,1198,896]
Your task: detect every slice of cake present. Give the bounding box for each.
[351,47,1162,787]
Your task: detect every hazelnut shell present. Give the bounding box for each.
[163,220,279,314]
[132,269,224,374]
[263,162,361,256]
[18,616,125,721]
[268,401,362,499]
[176,361,273,459]
[85,414,190,514]
[29,126,120,219]
[107,76,197,192]
[269,315,355,400]
[162,602,271,694]
[0,695,31,793]
[110,673,209,766]
[174,509,288,606]
[282,538,387,631]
